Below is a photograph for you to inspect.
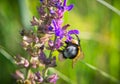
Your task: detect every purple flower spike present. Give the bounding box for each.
[15,0,81,83]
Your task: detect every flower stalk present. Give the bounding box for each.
[14,0,80,84]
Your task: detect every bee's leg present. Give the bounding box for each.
[58,46,66,52]
[57,49,63,53]
[65,41,69,44]
[75,34,80,46]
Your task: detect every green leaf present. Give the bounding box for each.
[0,46,15,64]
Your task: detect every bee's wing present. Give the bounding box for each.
[72,47,84,68]
[79,51,84,60]
[58,53,66,61]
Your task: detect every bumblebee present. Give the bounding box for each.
[58,34,84,67]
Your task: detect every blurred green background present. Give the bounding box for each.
[0,0,120,84]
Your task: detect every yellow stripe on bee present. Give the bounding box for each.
[71,39,78,45]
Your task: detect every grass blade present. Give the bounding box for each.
[81,61,120,84]
[97,0,120,16]
[18,0,31,29]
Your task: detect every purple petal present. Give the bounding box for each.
[48,56,57,67]
[65,4,74,11]
[48,74,59,84]
[63,0,67,6]
[55,29,64,39]
[55,38,62,49]
[35,72,41,78]
[50,10,55,14]
[52,20,64,37]
[52,20,58,30]
[48,40,54,47]
[55,29,61,36]
[35,72,43,82]
[55,2,62,9]
[24,59,29,67]
[40,0,43,2]
[39,51,46,62]
[56,19,63,26]
[48,26,53,31]
[62,24,70,30]
[67,35,72,41]
[68,30,79,34]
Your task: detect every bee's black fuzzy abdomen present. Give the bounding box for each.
[62,43,79,59]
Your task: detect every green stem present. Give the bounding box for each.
[42,66,48,79]
[25,67,30,79]
[25,55,32,79]
[42,35,57,82]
